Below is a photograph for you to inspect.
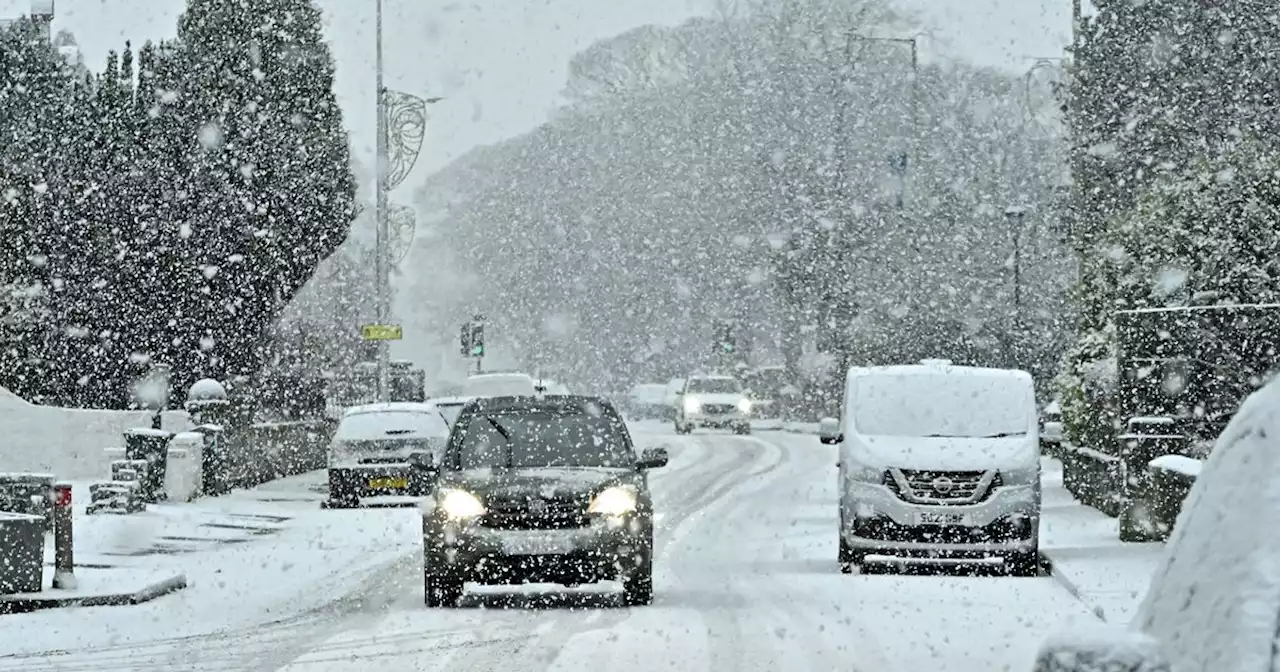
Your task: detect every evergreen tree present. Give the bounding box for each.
[174,0,356,386]
[0,19,80,401]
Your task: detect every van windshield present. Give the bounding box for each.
[853,374,1031,438]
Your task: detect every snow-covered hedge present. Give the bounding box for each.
[1031,626,1169,672]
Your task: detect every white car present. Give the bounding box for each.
[1040,399,1063,449]
[674,375,752,435]
[823,359,1041,575]
[461,372,538,398]
[326,402,450,508]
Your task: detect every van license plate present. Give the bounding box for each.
[368,477,408,490]
[501,532,577,556]
[918,512,969,525]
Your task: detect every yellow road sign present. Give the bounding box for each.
[361,324,403,341]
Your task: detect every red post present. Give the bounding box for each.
[52,482,76,590]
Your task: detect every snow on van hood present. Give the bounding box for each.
[854,434,1037,471]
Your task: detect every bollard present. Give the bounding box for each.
[52,482,76,590]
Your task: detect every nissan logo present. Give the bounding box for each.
[931,476,955,494]
[528,498,547,514]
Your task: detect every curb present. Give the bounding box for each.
[0,573,188,615]
[1041,552,1108,622]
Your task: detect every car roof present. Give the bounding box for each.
[847,364,1032,384]
[459,394,615,415]
[687,374,738,381]
[343,401,437,416]
[430,396,476,405]
[467,372,533,380]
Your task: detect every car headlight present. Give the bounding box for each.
[737,398,752,413]
[845,460,885,484]
[588,486,638,516]
[683,397,701,413]
[1000,465,1041,487]
[438,489,486,518]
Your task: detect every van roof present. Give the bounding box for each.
[847,364,1033,384]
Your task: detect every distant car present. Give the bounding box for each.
[420,394,670,608]
[430,396,476,428]
[674,374,752,435]
[1040,400,1063,450]
[326,402,450,508]
[627,383,670,420]
[462,372,538,398]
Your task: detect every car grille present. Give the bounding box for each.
[481,494,589,530]
[702,404,737,414]
[885,469,1000,505]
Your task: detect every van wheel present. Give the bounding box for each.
[839,536,862,574]
[425,573,465,607]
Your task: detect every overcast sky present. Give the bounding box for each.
[1,0,1076,192]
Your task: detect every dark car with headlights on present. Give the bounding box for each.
[419,395,669,608]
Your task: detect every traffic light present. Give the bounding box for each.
[469,322,485,357]
[459,323,471,356]
[715,322,735,354]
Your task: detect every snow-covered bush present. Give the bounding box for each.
[1032,627,1169,672]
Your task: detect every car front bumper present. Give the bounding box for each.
[424,514,649,584]
[841,482,1039,558]
[681,411,749,428]
[329,465,432,499]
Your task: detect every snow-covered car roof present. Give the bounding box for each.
[343,401,438,416]
[335,406,449,441]
[462,372,538,397]
[1133,376,1280,671]
[847,363,1033,384]
[429,396,476,406]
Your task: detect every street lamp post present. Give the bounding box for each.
[844,33,919,208]
[1004,205,1031,368]
[374,0,390,402]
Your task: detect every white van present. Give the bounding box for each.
[820,360,1041,575]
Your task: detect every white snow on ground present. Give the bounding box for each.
[0,388,191,479]
[271,430,1101,672]
[1038,459,1163,625]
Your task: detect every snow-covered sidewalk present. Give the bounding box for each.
[1038,459,1164,625]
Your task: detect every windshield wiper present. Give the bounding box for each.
[483,416,514,467]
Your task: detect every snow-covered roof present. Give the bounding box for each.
[848,363,1033,384]
[335,407,449,441]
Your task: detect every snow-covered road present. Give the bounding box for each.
[0,428,1102,671]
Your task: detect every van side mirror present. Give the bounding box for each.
[818,417,842,445]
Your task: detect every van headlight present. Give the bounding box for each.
[999,465,1041,486]
[588,486,638,515]
[737,398,752,414]
[845,460,885,484]
[438,489,487,519]
[683,397,701,413]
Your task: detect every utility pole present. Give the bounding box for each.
[373,0,390,402]
[1005,205,1030,370]
[845,34,919,208]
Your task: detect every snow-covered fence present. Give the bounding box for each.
[0,390,191,481]
[1059,443,1123,517]
[164,432,204,503]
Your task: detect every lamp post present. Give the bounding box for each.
[844,33,919,208]
[1004,205,1031,369]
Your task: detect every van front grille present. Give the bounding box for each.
[886,469,999,505]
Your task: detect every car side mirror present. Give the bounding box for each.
[1031,628,1170,672]
[638,446,669,470]
[818,417,842,445]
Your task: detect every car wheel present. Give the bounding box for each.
[674,422,689,435]
[424,572,465,607]
[622,557,654,606]
[733,423,751,435]
[1004,550,1040,577]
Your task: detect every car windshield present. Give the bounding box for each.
[436,403,465,427]
[853,374,1032,438]
[454,409,634,469]
[687,378,740,394]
